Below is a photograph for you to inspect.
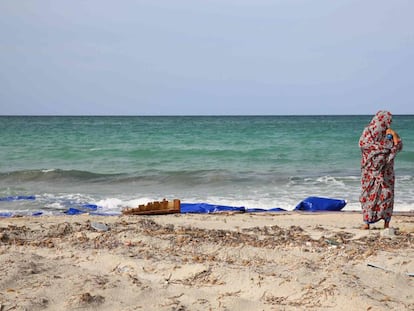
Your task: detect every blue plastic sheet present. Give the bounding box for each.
[0,195,347,216]
[63,204,99,215]
[180,204,287,214]
[82,204,98,211]
[294,196,346,212]
[64,208,86,215]
[0,211,42,217]
[246,207,287,213]
[0,195,36,202]
[180,203,245,214]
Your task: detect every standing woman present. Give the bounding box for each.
[359,110,403,229]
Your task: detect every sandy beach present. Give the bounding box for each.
[0,211,413,311]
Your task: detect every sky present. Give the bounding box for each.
[1,0,413,115]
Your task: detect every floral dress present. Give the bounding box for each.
[359,111,403,224]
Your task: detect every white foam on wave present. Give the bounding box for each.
[344,201,414,212]
[1,191,413,216]
[94,198,123,210]
[93,197,155,212]
[398,175,414,182]
[44,202,66,209]
[41,169,57,173]
[315,176,346,186]
[80,192,414,214]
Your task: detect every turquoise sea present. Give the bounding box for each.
[1,115,413,215]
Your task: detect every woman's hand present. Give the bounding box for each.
[386,128,400,145]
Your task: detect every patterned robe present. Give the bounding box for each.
[359,111,403,224]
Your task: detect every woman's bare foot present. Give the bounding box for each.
[361,224,370,230]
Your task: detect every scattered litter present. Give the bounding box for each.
[91,222,109,232]
[325,239,340,246]
[367,263,392,272]
[380,228,396,238]
[367,263,413,277]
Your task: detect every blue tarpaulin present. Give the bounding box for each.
[246,207,287,213]
[81,204,98,211]
[0,195,36,202]
[0,195,347,216]
[294,196,346,212]
[180,204,288,214]
[0,211,43,217]
[180,203,245,214]
[64,204,99,215]
[64,208,86,215]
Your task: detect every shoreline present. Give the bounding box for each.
[1,209,414,218]
[1,212,413,310]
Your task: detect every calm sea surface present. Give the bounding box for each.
[1,115,413,215]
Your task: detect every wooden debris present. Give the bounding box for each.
[122,199,180,215]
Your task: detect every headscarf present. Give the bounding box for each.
[359,110,392,148]
[359,110,394,169]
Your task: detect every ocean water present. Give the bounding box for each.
[1,115,413,215]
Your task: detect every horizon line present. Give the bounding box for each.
[1,113,413,117]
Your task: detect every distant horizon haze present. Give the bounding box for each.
[1,1,413,115]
